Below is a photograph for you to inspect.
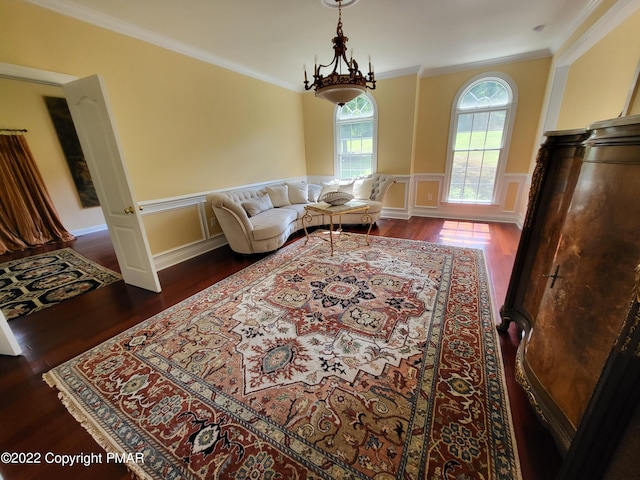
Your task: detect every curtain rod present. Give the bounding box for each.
[0,128,28,133]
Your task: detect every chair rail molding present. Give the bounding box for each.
[135,172,525,270]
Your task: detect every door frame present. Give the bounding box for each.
[0,62,160,290]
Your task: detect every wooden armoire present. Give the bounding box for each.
[500,114,640,479]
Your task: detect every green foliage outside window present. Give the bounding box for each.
[336,95,375,180]
[448,78,512,203]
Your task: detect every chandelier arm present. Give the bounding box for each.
[317,55,341,73]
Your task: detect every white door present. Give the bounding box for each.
[63,75,161,293]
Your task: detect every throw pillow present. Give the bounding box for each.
[319,181,354,199]
[353,177,374,199]
[319,184,339,199]
[266,185,291,207]
[320,191,354,205]
[307,184,323,202]
[286,182,309,204]
[337,181,355,195]
[242,195,274,217]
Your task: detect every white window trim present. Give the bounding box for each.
[442,72,518,205]
[333,92,379,180]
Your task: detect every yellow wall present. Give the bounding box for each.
[301,1,639,215]
[142,206,204,254]
[302,92,335,176]
[414,57,551,176]
[374,75,418,175]
[504,181,521,212]
[0,0,306,200]
[0,78,105,231]
[416,181,440,208]
[303,74,418,177]
[556,8,640,129]
[384,182,407,210]
[2,0,638,254]
[301,57,551,206]
[1,0,306,252]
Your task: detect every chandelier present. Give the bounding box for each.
[304,0,376,106]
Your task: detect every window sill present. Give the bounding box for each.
[440,201,501,207]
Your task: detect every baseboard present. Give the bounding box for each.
[380,207,410,220]
[409,206,522,224]
[71,224,108,237]
[153,234,229,271]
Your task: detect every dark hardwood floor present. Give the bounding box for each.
[0,217,562,479]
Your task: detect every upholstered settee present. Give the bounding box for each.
[208,174,396,254]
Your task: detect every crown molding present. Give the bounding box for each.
[24,0,300,92]
[375,66,421,80]
[555,0,640,66]
[419,50,552,78]
[25,0,416,90]
[550,0,602,54]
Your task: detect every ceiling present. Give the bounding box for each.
[28,0,600,91]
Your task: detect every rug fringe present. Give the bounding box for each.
[43,371,151,480]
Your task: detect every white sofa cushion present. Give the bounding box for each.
[307,184,322,202]
[320,181,354,198]
[353,177,374,200]
[249,208,297,241]
[285,182,309,204]
[338,181,355,195]
[241,195,273,217]
[266,185,291,207]
[319,184,338,199]
[208,174,395,254]
[280,204,308,219]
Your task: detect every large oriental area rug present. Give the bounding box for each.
[0,248,121,320]
[44,233,521,480]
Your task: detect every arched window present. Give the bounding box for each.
[334,93,377,180]
[445,74,517,203]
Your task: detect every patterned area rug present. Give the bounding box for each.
[0,248,121,320]
[44,233,521,479]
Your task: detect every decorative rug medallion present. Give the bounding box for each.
[0,248,121,319]
[44,233,521,479]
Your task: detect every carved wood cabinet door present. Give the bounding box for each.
[524,117,640,443]
[520,143,583,324]
[499,130,587,333]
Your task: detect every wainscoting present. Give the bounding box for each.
[101,173,529,271]
[409,173,529,224]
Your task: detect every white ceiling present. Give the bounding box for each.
[28,0,600,91]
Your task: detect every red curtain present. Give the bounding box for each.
[0,134,74,254]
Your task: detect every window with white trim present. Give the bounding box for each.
[445,75,516,204]
[334,93,377,180]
